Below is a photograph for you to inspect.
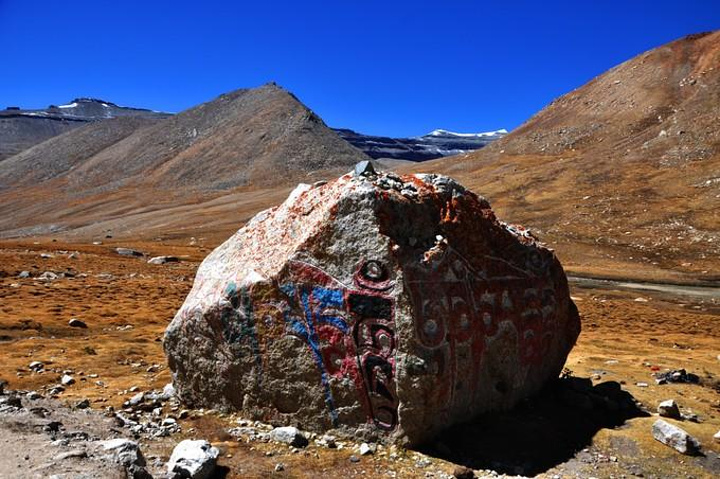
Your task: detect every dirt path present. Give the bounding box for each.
[570,276,720,300]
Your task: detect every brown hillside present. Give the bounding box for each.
[406,32,720,282]
[0,98,169,161]
[0,116,80,161]
[0,84,368,238]
[0,116,163,188]
[64,84,368,193]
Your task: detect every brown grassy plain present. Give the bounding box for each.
[1,239,717,477]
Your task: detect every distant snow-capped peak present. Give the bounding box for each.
[424,128,508,139]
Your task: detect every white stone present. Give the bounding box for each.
[162,383,176,399]
[127,392,144,406]
[657,399,681,419]
[167,439,219,479]
[148,256,179,265]
[652,419,701,455]
[38,271,58,281]
[99,439,149,477]
[28,361,44,371]
[359,442,374,455]
[101,438,134,451]
[61,374,75,386]
[68,318,88,328]
[270,426,308,447]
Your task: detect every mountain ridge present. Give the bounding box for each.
[404,31,720,282]
[334,127,506,161]
[0,83,369,236]
[0,98,170,160]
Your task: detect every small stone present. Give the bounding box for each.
[44,421,63,433]
[127,392,145,406]
[269,426,308,448]
[681,412,700,423]
[162,383,176,400]
[49,385,65,395]
[453,465,475,479]
[53,449,87,461]
[167,439,219,479]
[68,318,88,329]
[274,463,285,472]
[655,369,700,385]
[163,417,177,427]
[29,361,44,372]
[652,419,701,455]
[179,410,190,419]
[26,391,42,400]
[1,395,22,408]
[657,399,681,419]
[636,382,648,387]
[353,160,377,177]
[349,455,360,463]
[148,256,180,265]
[359,442,374,455]
[415,457,432,468]
[38,271,58,281]
[99,438,151,479]
[321,434,336,448]
[115,248,144,257]
[713,430,720,443]
[61,375,75,386]
[75,399,91,409]
[18,271,30,278]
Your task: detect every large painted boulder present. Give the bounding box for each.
[164,166,581,445]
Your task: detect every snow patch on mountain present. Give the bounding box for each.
[334,127,507,162]
[425,128,508,138]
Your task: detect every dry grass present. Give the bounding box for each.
[1,239,718,477]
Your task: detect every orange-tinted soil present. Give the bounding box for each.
[0,239,718,478]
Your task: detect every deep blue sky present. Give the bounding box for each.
[0,1,718,137]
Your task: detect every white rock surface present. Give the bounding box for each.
[167,439,219,479]
[28,361,44,371]
[99,438,151,478]
[270,426,308,447]
[148,255,180,265]
[652,419,701,455]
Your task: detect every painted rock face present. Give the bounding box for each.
[164,169,580,445]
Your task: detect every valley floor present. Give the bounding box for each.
[0,240,718,478]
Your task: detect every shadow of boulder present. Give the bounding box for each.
[417,377,650,476]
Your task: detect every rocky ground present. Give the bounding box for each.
[0,239,719,478]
